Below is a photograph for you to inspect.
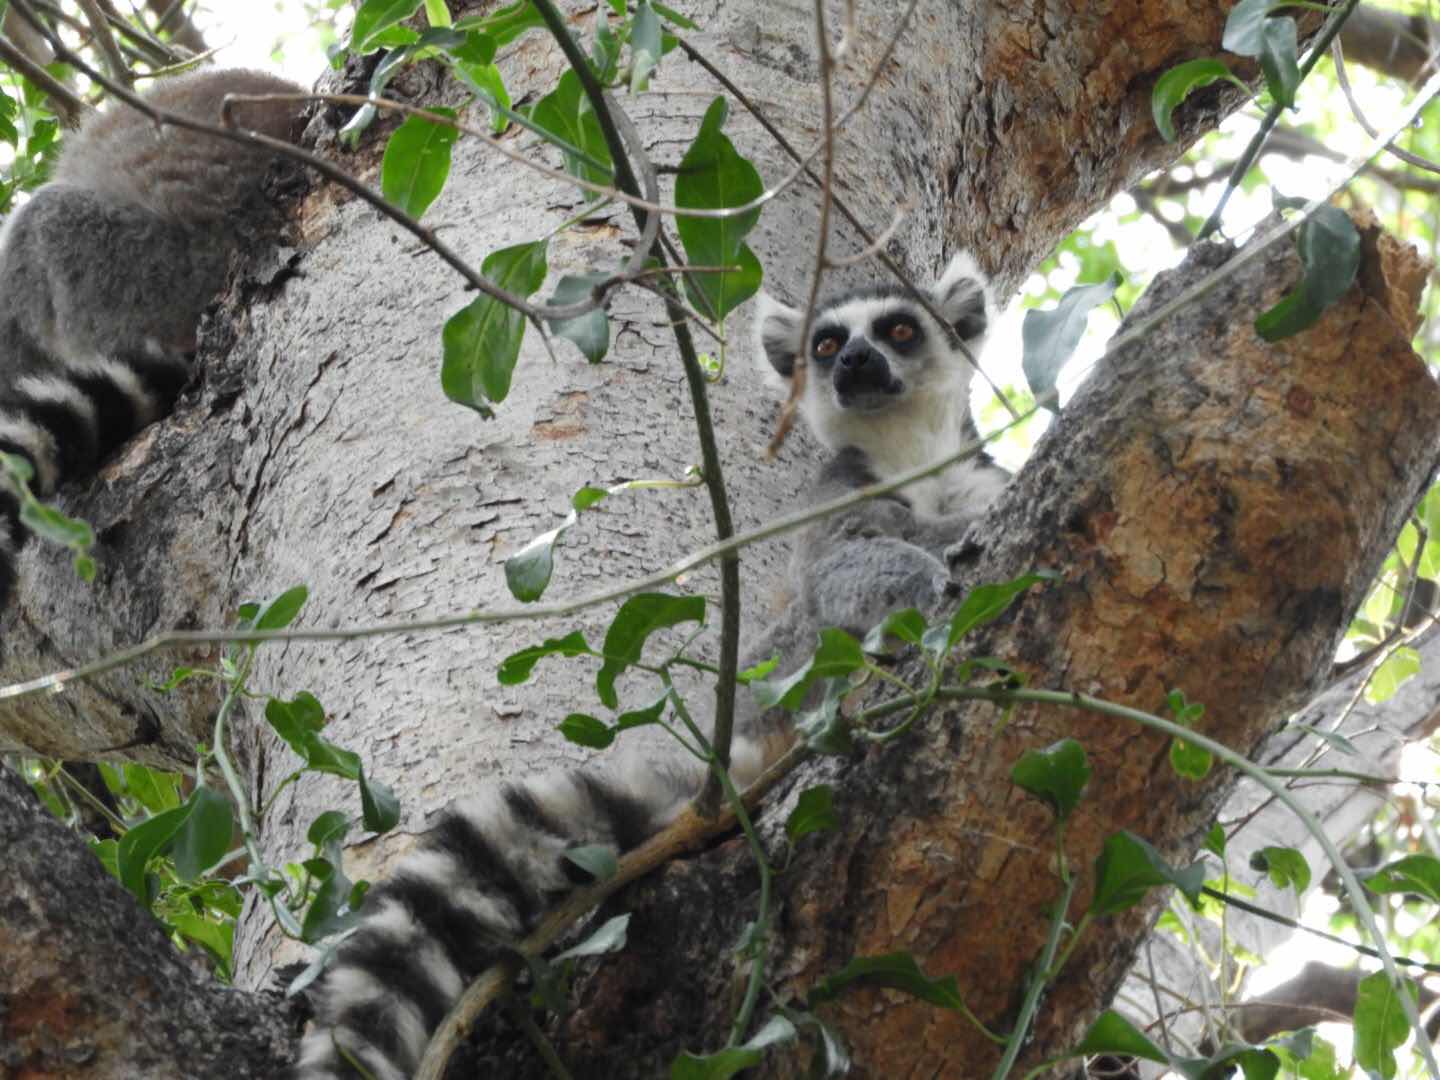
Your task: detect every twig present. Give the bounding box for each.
[0,33,87,125]
[74,0,130,86]
[1331,36,1440,176]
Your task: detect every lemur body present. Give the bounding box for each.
[295,254,1007,1078]
[0,68,301,601]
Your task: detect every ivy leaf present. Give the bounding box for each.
[498,632,594,684]
[786,784,838,843]
[559,713,614,749]
[381,107,459,218]
[1365,854,1440,905]
[751,629,864,711]
[529,70,613,197]
[629,2,662,93]
[596,594,706,708]
[1259,15,1300,109]
[505,522,563,602]
[1091,831,1206,915]
[455,0,545,48]
[564,844,618,882]
[1353,972,1418,1080]
[924,571,1057,654]
[1152,59,1247,142]
[1011,738,1090,822]
[253,585,309,632]
[675,97,764,321]
[1254,204,1360,342]
[1022,276,1120,405]
[359,768,400,834]
[670,1016,798,1080]
[351,0,423,53]
[1075,1011,1169,1064]
[1366,646,1420,704]
[441,239,549,416]
[807,952,965,1010]
[171,786,234,881]
[545,272,610,363]
[555,913,629,960]
[861,608,926,655]
[116,804,192,902]
[1222,0,1274,56]
[1250,845,1311,896]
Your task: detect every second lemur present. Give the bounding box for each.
[293,253,1008,1078]
[0,68,302,604]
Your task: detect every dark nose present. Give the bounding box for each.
[837,338,881,371]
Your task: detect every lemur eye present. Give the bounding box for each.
[814,336,840,359]
[889,322,916,344]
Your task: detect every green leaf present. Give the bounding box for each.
[300,856,360,942]
[308,810,350,849]
[116,804,191,902]
[351,0,422,53]
[926,571,1057,654]
[1010,738,1090,822]
[1255,204,1360,341]
[751,628,864,711]
[172,786,234,881]
[1091,831,1206,915]
[169,911,234,979]
[455,0,545,47]
[629,2,662,93]
[1365,854,1440,905]
[786,785,838,843]
[452,55,509,133]
[504,521,562,602]
[675,97,764,321]
[1204,823,1227,858]
[545,272,610,363]
[441,239,549,415]
[1259,15,1300,109]
[1074,1011,1170,1064]
[1021,276,1120,404]
[254,585,309,631]
[380,107,459,218]
[265,694,363,779]
[807,952,965,1010]
[529,70,613,197]
[652,3,698,29]
[555,913,629,960]
[1166,689,1213,780]
[1250,845,1311,895]
[1353,972,1418,1079]
[793,678,854,755]
[359,768,400,833]
[559,712,615,749]
[670,1016,797,1080]
[1366,645,1420,704]
[860,608,926,655]
[564,844,618,881]
[1152,59,1247,142]
[497,631,594,684]
[1222,0,1274,56]
[122,765,183,814]
[596,593,706,709]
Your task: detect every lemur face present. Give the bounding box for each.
[754,252,992,449]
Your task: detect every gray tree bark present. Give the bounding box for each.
[1,1,1434,1076]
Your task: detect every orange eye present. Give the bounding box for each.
[815,337,840,359]
[890,322,916,344]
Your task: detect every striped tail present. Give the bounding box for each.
[291,752,706,1079]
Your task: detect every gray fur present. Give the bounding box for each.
[0,68,301,602]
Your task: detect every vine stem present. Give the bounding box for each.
[945,685,1440,1076]
[989,873,1077,1080]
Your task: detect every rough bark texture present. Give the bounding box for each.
[0,765,295,1078]
[0,0,1432,1076]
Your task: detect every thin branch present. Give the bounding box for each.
[73,0,130,85]
[1330,36,1440,176]
[1197,0,1363,240]
[0,33,87,125]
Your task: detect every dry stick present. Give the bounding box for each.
[1331,37,1440,176]
[770,0,843,456]
[73,0,129,85]
[0,32,86,125]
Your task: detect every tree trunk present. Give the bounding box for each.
[0,1,1432,1076]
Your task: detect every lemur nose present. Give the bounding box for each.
[838,339,879,369]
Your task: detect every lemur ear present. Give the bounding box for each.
[931,251,992,346]
[753,290,804,382]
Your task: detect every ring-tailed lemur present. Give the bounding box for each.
[292,253,1009,1078]
[0,68,302,604]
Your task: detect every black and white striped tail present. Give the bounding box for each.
[290,748,730,1079]
[0,320,191,606]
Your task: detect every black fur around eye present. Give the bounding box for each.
[875,314,922,349]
